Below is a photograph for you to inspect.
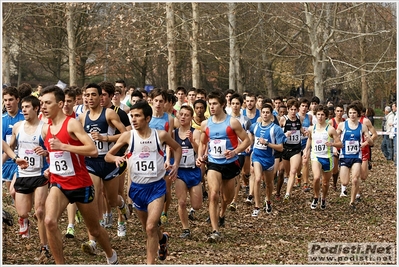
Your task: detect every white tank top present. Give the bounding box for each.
[17,120,47,177]
[127,129,166,184]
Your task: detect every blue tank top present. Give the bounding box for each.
[84,108,115,156]
[174,127,198,169]
[205,115,238,164]
[340,120,362,159]
[243,109,260,124]
[2,110,25,164]
[149,112,170,132]
[300,113,311,146]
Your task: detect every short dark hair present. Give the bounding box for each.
[41,85,65,103]
[310,96,320,105]
[176,86,187,95]
[131,90,144,99]
[347,102,361,116]
[208,90,226,106]
[193,99,207,110]
[85,83,102,96]
[2,86,19,99]
[230,93,243,106]
[115,79,126,88]
[98,81,115,97]
[180,105,194,117]
[21,95,41,111]
[150,88,167,100]
[261,104,273,113]
[313,104,329,117]
[18,83,33,99]
[286,99,299,109]
[64,88,76,100]
[131,100,152,119]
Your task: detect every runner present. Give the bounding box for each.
[105,100,182,264]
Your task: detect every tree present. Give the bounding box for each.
[166,3,177,90]
[191,2,200,88]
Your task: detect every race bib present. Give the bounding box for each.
[49,151,76,176]
[89,133,109,155]
[209,139,227,159]
[345,140,360,155]
[254,137,268,150]
[180,148,195,168]
[19,149,41,171]
[133,152,157,177]
[286,130,300,144]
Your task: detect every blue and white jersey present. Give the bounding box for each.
[149,112,170,132]
[250,122,286,160]
[205,115,238,164]
[340,120,362,159]
[84,108,115,156]
[16,120,48,177]
[2,110,24,164]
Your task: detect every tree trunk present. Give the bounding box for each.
[2,28,10,85]
[191,2,200,88]
[66,3,77,86]
[166,3,177,91]
[228,3,237,91]
[356,4,368,107]
[305,3,324,102]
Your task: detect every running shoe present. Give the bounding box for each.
[275,194,281,201]
[158,232,169,261]
[283,177,288,184]
[283,194,290,202]
[311,198,318,210]
[229,202,237,212]
[320,199,326,210]
[81,240,98,255]
[188,208,196,221]
[104,213,113,228]
[340,190,348,197]
[303,183,311,192]
[117,223,126,237]
[265,201,272,214]
[245,195,254,205]
[251,208,260,217]
[218,216,225,227]
[106,249,119,265]
[206,230,221,243]
[119,203,130,221]
[180,229,191,239]
[160,213,168,225]
[356,194,362,202]
[65,226,75,238]
[34,246,51,263]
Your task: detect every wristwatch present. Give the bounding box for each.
[12,155,19,163]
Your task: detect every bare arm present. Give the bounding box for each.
[105,130,131,166]
[49,119,98,157]
[159,130,182,180]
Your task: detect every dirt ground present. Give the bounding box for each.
[2,138,397,265]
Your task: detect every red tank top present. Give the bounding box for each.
[44,117,93,189]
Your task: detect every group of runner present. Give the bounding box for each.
[2,82,395,264]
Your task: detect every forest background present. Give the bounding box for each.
[2,2,397,107]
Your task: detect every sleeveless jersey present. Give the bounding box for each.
[205,115,239,164]
[191,118,202,131]
[311,125,333,159]
[331,117,345,130]
[243,109,260,124]
[174,127,196,169]
[149,112,170,132]
[339,120,362,159]
[84,108,115,156]
[126,129,165,184]
[299,113,311,147]
[283,115,302,149]
[44,117,93,189]
[16,120,49,177]
[2,110,25,164]
[231,114,252,156]
[75,104,85,119]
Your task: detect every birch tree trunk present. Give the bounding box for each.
[66,3,77,86]
[191,2,200,88]
[166,3,177,91]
